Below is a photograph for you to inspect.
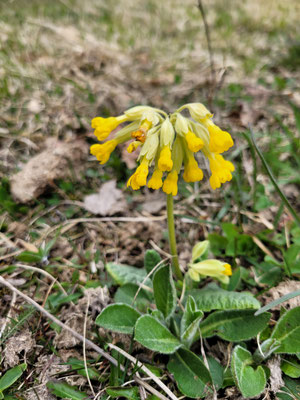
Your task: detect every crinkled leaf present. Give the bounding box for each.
[271,307,300,354]
[95,303,140,334]
[180,296,203,348]
[114,283,152,312]
[106,263,151,287]
[231,345,266,398]
[200,310,270,341]
[168,348,212,398]
[134,315,182,354]
[189,283,260,312]
[144,249,162,275]
[153,265,176,320]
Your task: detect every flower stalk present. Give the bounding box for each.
[166,194,183,280]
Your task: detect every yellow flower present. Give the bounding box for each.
[162,170,178,196]
[188,259,232,284]
[91,116,126,141]
[204,120,234,153]
[183,156,203,183]
[90,102,234,196]
[127,159,149,190]
[127,141,141,153]
[90,140,118,164]
[148,169,163,189]
[185,131,204,152]
[158,146,173,172]
[209,154,235,190]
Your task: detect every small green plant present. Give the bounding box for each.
[89,105,300,398]
[96,251,300,398]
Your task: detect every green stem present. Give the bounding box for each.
[166,194,183,280]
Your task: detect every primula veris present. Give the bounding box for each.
[188,241,232,284]
[90,103,234,195]
[188,260,232,284]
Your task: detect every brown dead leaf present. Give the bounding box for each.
[24,354,68,400]
[84,180,127,216]
[142,192,165,214]
[121,143,138,169]
[3,329,35,368]
[10,139,88,203]
[54,287,109,349]
[262,280,300,310]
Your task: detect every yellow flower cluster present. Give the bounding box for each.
[90,104,234,196]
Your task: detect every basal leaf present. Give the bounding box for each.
[200,310,270,341]
[134,315,182,354]
[144,249,162,275]
[106,263,151,287]
[95,303,141,334]
[271,307,300,354]
[114,283,152,312]
[153,265,176,320]
[231,345,266,398]
[168,348,212,398]
[180,296,203,348]
[189,283,260,312]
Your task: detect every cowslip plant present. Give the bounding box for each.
[90,103,234,279]
[90,105,300,398]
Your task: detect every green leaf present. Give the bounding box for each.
[114,283,152,312]
[255,291,300,315]
[180,296,203,348]
[0,364,26,394]
[227,267,241,291]
[189,283,260,311]
[65,358,100,380]
[106,386,140,400]
[17,250,43,263]
[47,382,88,399]
[95,303,141,334]
[207,357,224,390]
[153,265,176,320]
[200,310,270,341]
[134,315,182,354]
[168,348,212,398]
[281,357,300,378]
[144,249,162,275]
[271,307,300,354]
[231,345,267,398]
[277,377,300,400]
[106,263,151,287]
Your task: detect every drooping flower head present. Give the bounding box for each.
[90,103,234,195]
